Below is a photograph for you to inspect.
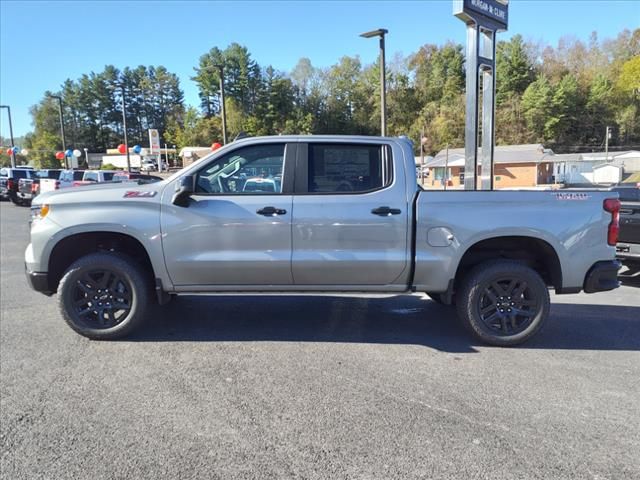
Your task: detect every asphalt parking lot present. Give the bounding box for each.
[1,201,639,480]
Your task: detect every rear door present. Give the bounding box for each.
[291,141,409,286]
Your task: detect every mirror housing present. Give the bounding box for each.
[172,175,195,207]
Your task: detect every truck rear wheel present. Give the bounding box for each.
[456,260,550,346]
[57,252,150,340]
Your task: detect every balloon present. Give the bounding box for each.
[117,144,127,154]
[65,149,73,157]
[12,146,20,155]
[133,145,142,154]
[5,148,11,156]
[20,149,29,156]
[140,148,148,156]
[211,142,222,151]
[55,151,65,160]
[73,149,82,158]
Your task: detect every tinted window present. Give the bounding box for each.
[196,144,285,194]
[614,187,640,201]
[308,144,390,193]
[73,171,85,180]
[102,172,115,181]
[13,170,29,179]
[84,172,98,182]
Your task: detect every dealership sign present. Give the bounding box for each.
[148,129,161,154]
[454,0,508,30]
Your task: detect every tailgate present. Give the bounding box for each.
[19,178,34,194]
[618,201,640,244]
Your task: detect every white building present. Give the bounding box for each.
[552,150,640,185]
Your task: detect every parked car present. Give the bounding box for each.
[17,169,62,206]
[112,172,163,184]
[242,177,278,193]
[140,159,157,172]
[40,169,86,193]
[0,167,36,204]
[73,170,119,187]
[612,185,640,267]
[26,135,620,346]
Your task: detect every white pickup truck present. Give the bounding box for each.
[25,136,621,346]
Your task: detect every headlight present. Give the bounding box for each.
[30,204,50,221]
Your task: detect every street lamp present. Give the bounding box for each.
[360,28,388,136]
[0,105,16,168]
[47,95,68,169]
[213,64,228,144]
[115,83,131,172]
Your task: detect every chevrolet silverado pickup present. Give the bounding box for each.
[25,136,621,346]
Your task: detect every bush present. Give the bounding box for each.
[101,163,119,170]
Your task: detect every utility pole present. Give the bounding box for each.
[48,95,68,169]
[605,126,611,163]
[420,128,425,185]
[118,84,131,172]
[0,105,16,168]
[213,64,227,144]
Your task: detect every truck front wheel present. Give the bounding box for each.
[57,252,150,340]
[456,260,550,346]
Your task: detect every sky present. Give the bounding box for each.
[1,0,639,138]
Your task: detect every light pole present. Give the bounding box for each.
[0,105,16,168]
[116,83,131,172]
[47,95,68,169]
[213,64,228,144]
[360,28,388,136]
[83,147,89,168]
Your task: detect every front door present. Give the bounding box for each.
[161,142,295,286]
[291,141,410,286]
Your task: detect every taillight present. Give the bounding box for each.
[55,180,60,190]
[31,183,38,193]
[603,198,620,246]
[7,179,14,190]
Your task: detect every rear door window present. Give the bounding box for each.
[306,144,391,193]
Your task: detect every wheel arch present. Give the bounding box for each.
[454,235,563,292]
[47,231,157,294]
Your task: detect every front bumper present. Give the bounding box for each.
[25,265,54,296]
[583,260,621,293]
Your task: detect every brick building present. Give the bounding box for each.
[425,144,555,188]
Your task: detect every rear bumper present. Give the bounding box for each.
[616,242,640,264]
[25,266,54,296]
[583,260,621,293]
[17,191,34,200]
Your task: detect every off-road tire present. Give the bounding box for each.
[57,252,151,340]
[456,260,550,347]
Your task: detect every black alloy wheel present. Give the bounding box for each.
[477,277,538,336]
[72,269,133,329]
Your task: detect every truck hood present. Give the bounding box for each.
[34,180,166,205]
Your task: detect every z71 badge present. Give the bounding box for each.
[555,193,590,201]
[123,191,157,198]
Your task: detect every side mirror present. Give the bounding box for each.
[172,175,195,207]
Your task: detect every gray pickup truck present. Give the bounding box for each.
[25,136,621,346]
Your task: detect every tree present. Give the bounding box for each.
[545,74,582,144]
[521,76,553,141]
[496,34,535,103]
